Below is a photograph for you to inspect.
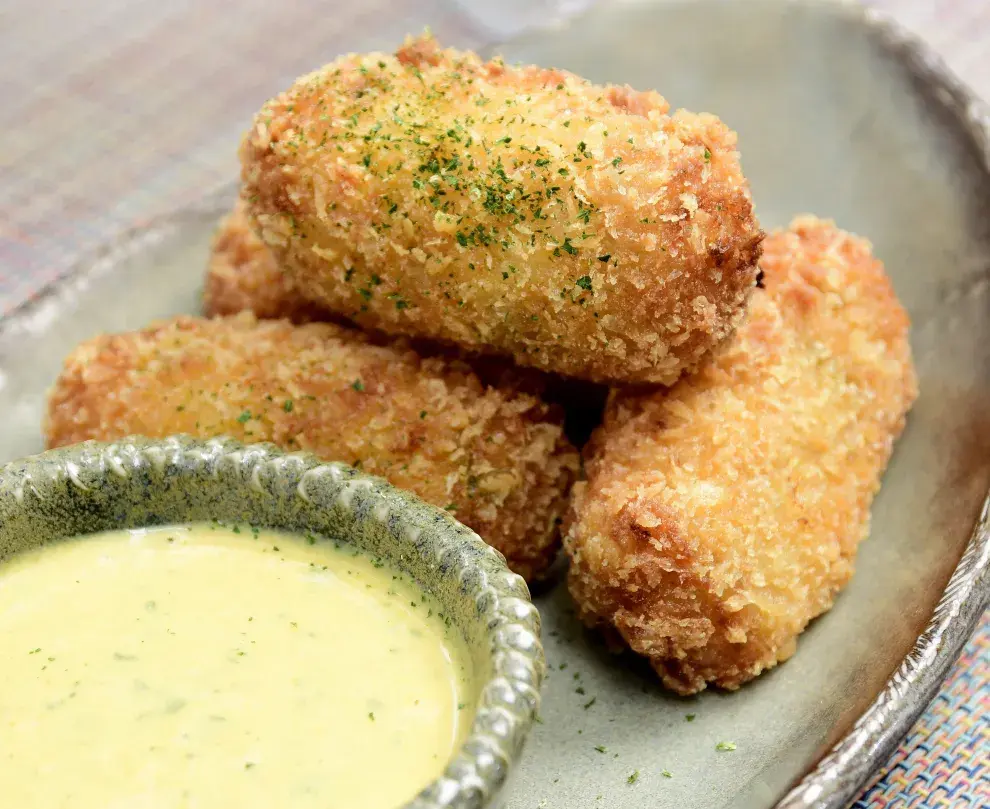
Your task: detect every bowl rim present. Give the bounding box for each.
[0,435,546,809]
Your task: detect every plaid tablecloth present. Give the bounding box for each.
[0,0,986,805]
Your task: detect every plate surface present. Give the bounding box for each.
[1,2,988,808]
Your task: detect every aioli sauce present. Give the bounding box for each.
[0,524,474,809]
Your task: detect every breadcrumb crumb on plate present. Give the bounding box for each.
[566,217,918,694]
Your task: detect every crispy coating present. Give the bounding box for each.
[240,34,763,385]
[202,199,609,443]
[565,217,918,694]
[44,314,580,581]
[203,198,327,323]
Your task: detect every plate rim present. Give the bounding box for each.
[3,3,989,806]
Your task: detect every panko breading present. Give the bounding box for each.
[202,200,609,444]
[240,34,763,385]
[203,198,327,323]
[44,314,580,582]
[565,217,918,694]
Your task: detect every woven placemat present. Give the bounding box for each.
[0,1,986,805]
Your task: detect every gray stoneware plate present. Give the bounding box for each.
[0,0,988,807]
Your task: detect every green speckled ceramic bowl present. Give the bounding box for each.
[0,435,545,809]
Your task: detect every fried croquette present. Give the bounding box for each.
[240,34,764,386]
[203,198,327,323]
[565,216,918,694]
[44,314,580,581]
[202,200,609,444]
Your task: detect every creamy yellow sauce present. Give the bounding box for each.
[0,524,474,809]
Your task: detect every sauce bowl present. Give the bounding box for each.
[0,435,545,809]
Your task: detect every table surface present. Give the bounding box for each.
[0,1,986,805]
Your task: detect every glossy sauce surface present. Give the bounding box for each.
[0,524,474,809]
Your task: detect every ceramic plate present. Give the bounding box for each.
[1,1,988,807]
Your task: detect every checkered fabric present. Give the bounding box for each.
[0,1,986,805]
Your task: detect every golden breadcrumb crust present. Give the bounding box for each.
[240,34,763,385]
[44,314,580,582]
[201,200,609,441]
[203,198,328,323]
[565,216,918,694]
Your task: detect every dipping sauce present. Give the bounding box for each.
[0,524,474,809]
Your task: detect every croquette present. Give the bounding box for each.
[240,34,763,385]
[44,314,580,582]
[202,201,609,443]
[203,198,327,323]
[565,216,918,694]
